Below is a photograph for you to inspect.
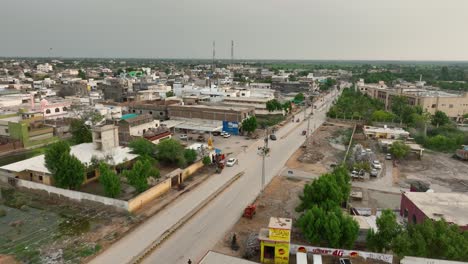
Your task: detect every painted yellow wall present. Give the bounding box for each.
[127,178,172,212]
[182,159,204,181]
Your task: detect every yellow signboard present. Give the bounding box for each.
[269,228,291,241]
[274,242,290,264]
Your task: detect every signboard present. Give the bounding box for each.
[222,121,239,135]
[269,228,291,241]
[290,244,393,264]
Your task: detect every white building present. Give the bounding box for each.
[36,63,53,73]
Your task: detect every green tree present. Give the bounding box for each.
[98,163,121,198]
[241,116,258,134]
[390,96,409,121]
[431,110,450,127]
[282,101,292,113]
[294,93,305,102]
[297,205,359,248]
[371,110,396,122]
[202,156,211,165]
[266,99,282,112]
[45,141,71,175]
[184,149,198,165]
[440,66,450,81]
[54,153,85,190]
[78,69,86,80]
[392,219,468,261]
[366,209,402,253]
[128,138,156,157]
[70,119,92,144]
[166,91,175,97]
[389,141,410,160]
[123,158,159,193]
[296,167,350,212]
[155,139,186,167]
[164,68,171,75]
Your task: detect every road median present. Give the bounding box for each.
[129,171,245,264]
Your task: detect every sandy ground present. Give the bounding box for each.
[285,123,351,177]
[398,152,468,192]
[213,176,306,260]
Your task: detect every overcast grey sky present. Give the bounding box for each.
[1,0,467,60]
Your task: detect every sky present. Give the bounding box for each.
[1,0,468,61]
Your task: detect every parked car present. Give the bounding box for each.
[220,131,227,136]
[372,160,382,169]
[196,135,205,142]
[226,158,238,167]
[179,134,188,140]
[370,169,378,177]
[269,134,277,140]
[212,131,221,136]
[386,153,392,160]
[223,133,231,138]
[340,258,352,264]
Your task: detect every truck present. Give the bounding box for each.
[455,145,468,160]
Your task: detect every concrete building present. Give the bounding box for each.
[0,112,57,148]
[0,124,137,186]
[357,80,468,120]
[222,97,281,115]
[94,104,122,120]
[400,192,468,231]
[168,104,254,123]
[102,78,131,102]
[39,98,72,120]
[363,125,410,139]
[128,99,180,121]
[36,63,53,73]
[117,114,160,146]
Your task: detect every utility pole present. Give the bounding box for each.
[261,127,269,190]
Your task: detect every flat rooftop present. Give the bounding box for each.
[269,217,292,230]
[0,143,138,174]
[199,251,257,264]
[404,192,468,227]
[170,104,253,112]
[363,125,409,134]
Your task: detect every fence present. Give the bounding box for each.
[0,176,129,211]
[128,178,172,212]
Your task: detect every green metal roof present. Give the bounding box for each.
[121,113,139,120]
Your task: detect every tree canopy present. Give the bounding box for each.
[266,99,283,112]
[45,140,71,175]
[155,139,186,167]
[242,116,258,134]
[389,141,410,160]
[70,119,92,144]
[123,157,159,193]
[129,138,156,157]
[297,205,359,249]
[367,210,468,261]
[99,163,121,198]
[184,149,198,165]
[431,110,450,127]
[294,93,305,102]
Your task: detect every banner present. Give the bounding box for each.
[290,244,393,264]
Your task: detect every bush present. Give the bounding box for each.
[202,156,211,165]
[184,149,198,165]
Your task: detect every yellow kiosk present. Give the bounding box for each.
[258,217,292,264]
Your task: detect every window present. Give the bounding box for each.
[55,108,60,113]
[412,214,417,224]
[39,175,43,182]
[264,246,275,259]
[140,110,142,114]
[404,209,408,217]
[431,104,436,108]
[160,112,164,116]
[149,111,153,115]
[449,104,454,108]
[46,109,51,114]
[132,109,136,113]
[5,129,8,133]
[63,107,68,111]
[30,173,33,180]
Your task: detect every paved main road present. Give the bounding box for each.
[90,91,338,264]
[141,93,338,264]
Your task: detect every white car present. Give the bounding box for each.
[220,131,227,136]
[223,133,231,138]
[226,158,237,167]
[179,134,188,140]
[372,160,382,169]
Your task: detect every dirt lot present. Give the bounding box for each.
[286,123,352,176]
[398,151,468,192]
[213,176,307,261]
[0,165,215,264]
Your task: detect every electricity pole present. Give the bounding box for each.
[261,127,269,190]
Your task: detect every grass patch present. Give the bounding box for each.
[256,114,286,128]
